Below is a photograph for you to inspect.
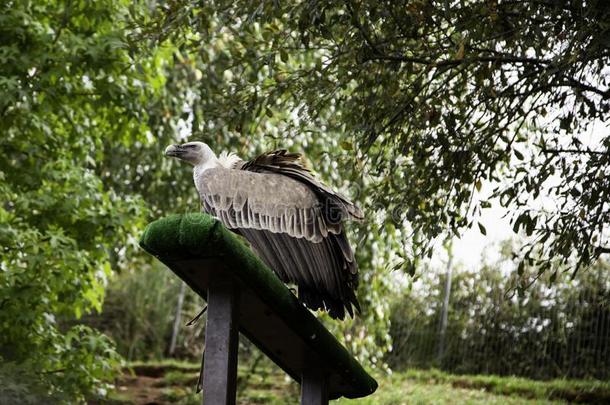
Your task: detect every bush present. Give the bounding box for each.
[87,260,206,361]
[0,325,122,403]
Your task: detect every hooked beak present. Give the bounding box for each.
[164,144,184,157]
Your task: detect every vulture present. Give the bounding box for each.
[165,141,363,319]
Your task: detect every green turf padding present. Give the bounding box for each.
[139,213,377,399]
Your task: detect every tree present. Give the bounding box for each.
[148,0,610,278]
[0,0,171,399]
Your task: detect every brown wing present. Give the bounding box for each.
[198,168,339,242]
[237,228,359,319]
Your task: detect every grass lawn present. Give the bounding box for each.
[107,361,610,404]
[338,370,610,405]
[337,377,560,405]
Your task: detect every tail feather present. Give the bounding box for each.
[299,286,359,320]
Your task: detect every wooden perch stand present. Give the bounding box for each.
[140,213,377,405]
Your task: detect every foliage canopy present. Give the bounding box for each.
[150,0,610,278]
[0,0,162,399]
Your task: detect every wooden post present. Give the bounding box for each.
[202,278,239,405]
[301,369,328,405]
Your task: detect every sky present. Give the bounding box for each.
[450,203,513,269]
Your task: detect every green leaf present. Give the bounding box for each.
[454,42,465,60]
[514,149,524,160]
[280,49,289,63]
[517,261,524,276]
[341,141,353,150]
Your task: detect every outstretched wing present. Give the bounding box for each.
[197,152,362,319]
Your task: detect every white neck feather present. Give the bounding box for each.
[193,160,216,194]
[217,151,242,169]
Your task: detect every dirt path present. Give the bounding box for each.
[110,364,201,405]
[117,374,167,405]
[110,362,297,404]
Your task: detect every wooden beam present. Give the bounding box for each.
[202,278,239,405]
[301,369,328,405]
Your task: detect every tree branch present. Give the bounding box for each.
[362,53,552,67]
[542,148,610,156]
[560,77,610,98]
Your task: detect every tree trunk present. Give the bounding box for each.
[169,281,186,356]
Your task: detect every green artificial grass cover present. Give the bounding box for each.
[139,213,377,399]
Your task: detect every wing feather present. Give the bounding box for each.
[199,168,333,242]
[196,152,362,319]
[238,228,359,319]
[240,149,364,223]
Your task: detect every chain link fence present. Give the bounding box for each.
[388,259,610,380]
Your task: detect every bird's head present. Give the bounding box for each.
[164,141,216,166]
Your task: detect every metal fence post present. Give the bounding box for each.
[438,251,453,363]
